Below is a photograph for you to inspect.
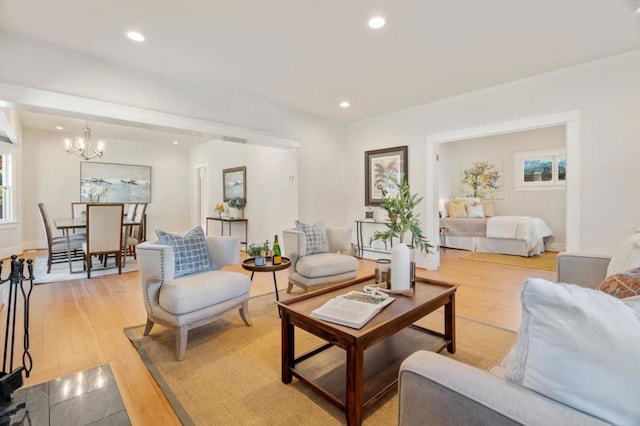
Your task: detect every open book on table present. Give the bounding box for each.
[310,291,395,329]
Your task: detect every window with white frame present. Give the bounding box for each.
[0,149,14,222]
[514,148,566,190]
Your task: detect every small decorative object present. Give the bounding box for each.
[375,258,391,286]
[247,243,266,266]
[372,176,433,294]
[227,197,246,219]
[365,208,374,220]
[215,203,225,218]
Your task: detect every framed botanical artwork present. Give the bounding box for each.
[223,166,246,201]
[80,162,151,203]
[461,160,503,199]
[365,146,408,206]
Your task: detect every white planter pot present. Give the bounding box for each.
[228,207,244,219]
[391,242,411,291]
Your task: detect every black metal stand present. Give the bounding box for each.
[0,255,34,422]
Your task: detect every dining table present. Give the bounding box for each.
[54,216,142,273]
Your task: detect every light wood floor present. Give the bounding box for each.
[2,249,556,425]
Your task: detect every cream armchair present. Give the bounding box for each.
[137,235,251,361]
[282,226,358,293]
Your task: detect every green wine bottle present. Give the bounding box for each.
[272,235,282,265]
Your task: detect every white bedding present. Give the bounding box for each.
[486,216,553,251]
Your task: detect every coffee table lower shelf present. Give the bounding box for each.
[289,325,450,411]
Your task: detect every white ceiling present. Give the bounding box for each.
[1,0,640,123]
[18,110,213,147]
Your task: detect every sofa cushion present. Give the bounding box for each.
[156,226,211,277]
[482,201,495,217]
[295,252,358,278]
[467,204,485,218]
[295,220,329,255]
[596,267,640,299]
[446,200,467,218]
[506,278,640,426]
[159,270,250,315]
[606,232,640,276]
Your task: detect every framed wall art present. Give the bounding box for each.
[461,160,503,199]
[80,162,151,203]
[223,166,246,201]
[365,145,408,206]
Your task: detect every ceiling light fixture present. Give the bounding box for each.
[64,123,106,160]
[55,126,63,130]
[126,31,145,42]
[368,16,386,29]
[340,101,351,108]
[173,141,179,145]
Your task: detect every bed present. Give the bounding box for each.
[440,216,553,257]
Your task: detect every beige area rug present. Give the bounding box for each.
[32,255,139,285]
[125,291,516,425]
[460,251,557,271]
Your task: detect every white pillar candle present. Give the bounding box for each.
[391,242,411,291]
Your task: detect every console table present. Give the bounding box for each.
[206,217,248,249]
[355,220,393,258]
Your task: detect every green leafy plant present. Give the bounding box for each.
[247,243,263,257]
[372,177,433,254]
[228,197,246,208]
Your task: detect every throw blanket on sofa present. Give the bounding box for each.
[487,216,553,250]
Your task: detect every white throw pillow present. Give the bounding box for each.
[467,204,485,218]
[606,232,640,276]
[507,278,640,426]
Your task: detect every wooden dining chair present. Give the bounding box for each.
[37,202,85,273]
[124,202,147,259]
[83,203,124,278]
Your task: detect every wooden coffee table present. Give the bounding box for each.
[277,275,457,425]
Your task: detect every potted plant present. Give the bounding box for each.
[247,243,266,266]
[372,176,433,291]
[227,197,246,219]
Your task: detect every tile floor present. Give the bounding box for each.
[1,364,130,425]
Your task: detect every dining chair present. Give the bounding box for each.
[83,203,124,278]
[124,202,147,259]
[125,203,137,221]
[37,202,85,273]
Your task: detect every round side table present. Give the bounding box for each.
[241,257,291,303]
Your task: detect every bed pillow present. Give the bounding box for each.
[467,204,485,218]
[506,278,640,426]
[596,267,640,299]
[482,201,495,217]
[446,200,467,218]
[156,226,211,277]
[606,232,640,276]
[295,220,330,255]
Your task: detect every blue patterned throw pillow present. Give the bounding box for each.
[295,220,329,255]
[156,226,211,277]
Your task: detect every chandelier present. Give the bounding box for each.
[64,123,106,160]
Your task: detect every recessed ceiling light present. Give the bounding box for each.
[173,141,179,145]
[368,16,386,29]
[126,31,145,42]
[55,126,63,130]
[339,101,350,108]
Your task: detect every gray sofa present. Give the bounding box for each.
[397,252,613,426]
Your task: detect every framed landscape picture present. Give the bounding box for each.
[80,162,151,203]
[365,146,408,206]
[223,166,246,201]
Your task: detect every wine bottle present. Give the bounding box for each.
[272,235,282,265]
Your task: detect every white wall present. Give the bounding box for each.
[190,140,298,247]
[439,125,567,245]
[0,32,350,253]
[22,128,192,248]
[347,49,640,255]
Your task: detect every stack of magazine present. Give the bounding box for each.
[310,291,395,329]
